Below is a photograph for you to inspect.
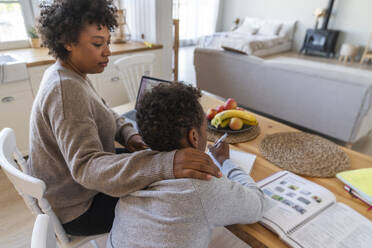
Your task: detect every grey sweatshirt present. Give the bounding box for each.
[108,159,266,248]
[27,60,175,223]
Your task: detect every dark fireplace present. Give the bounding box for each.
[300,0,339,57]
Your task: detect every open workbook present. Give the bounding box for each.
[257,171,372,248]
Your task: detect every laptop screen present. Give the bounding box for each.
[134,76,172,110]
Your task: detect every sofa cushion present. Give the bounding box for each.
[234,23,259,35]
[241,17,296,39]
[241,17,264,28]
[278,20,297,39]
[258,22,282,36]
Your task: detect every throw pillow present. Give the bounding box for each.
[258,22,282,36]
[234,23,259,35]
[278,21,296,38]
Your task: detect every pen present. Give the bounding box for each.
[344,185,372,211]
[213,133,228,148]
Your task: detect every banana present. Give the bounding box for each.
[220,118,230,128]
[211,110,257,128]
[242,119,256,126]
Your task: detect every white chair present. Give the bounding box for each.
[31,214,57,248]
[0,128,104,248]
[360,33,372,64]
[114,53,155,101]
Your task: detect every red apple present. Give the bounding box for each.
[229,117,243,130]
[224,98,238,110]
[206,108,218,120]
[216,105,225,113]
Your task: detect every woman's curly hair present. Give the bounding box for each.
[37,0,118,60]
[136,83,204,152]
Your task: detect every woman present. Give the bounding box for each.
[28,0,220,236]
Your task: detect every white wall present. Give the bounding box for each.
[156,0,173,80]
[118,0,173,80]
[218,0,372,54]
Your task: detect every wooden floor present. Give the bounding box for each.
[0,169,34,248]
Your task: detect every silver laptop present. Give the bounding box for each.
[122,76,172,128]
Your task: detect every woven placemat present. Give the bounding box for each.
[207,125,260,144]
[259,132,350,177]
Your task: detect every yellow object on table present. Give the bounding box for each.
[337,168,372,203]
[144,41,153,48]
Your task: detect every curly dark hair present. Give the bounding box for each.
[37,0,118,60]
[136,83,204,152]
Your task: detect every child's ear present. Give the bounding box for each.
[64,43,73,52]
[187,128,199,149]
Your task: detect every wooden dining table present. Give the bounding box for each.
[112,92,372,248]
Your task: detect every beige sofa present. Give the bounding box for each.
[194,48,372,144]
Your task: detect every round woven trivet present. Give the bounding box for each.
[259,132,350,177]
[207,125,260,144]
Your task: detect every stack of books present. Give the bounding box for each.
[336,168,372,210]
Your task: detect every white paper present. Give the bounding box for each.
[207,149,256,174]
[290,202,372,248]
[229,149,256,174]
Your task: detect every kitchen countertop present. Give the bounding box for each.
[0,41,163,67]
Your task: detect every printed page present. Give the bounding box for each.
[290,202,372,248]
[207,149,256,174]
[258,172,335,233]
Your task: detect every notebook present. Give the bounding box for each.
[207,149,256,175]
[336,168,372,206]
[121,76,172,128]
[258,171,372,248]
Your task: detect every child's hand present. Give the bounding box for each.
[208,141,230,165]
[127,134,148,152]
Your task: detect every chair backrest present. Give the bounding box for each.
[0,128,70,245]
[114,53,155,102]
[367,33,372,51]
[0,128,45,211]
[31,214,57,248]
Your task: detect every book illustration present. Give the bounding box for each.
[300,190,311,196]
[260,172,331,221]
[311,195,322,203]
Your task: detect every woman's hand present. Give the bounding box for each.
[173,148,222,180]
[208,141,230,165]
[126,134,148,152]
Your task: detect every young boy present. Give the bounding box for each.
[108,83,266,248]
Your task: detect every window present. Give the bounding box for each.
[172,0,220,46]
[0,1,28,42]
[0,0,37,49]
